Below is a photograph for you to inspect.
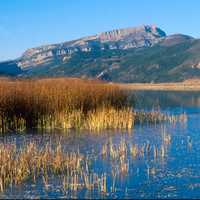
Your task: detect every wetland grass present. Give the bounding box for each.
[134,110,188,124]
[0,142,82,192]
[101,133,172,176]
[0,141,109,193]
[0,78,133,133]
[0,77,187,133]
[0,125,172,194]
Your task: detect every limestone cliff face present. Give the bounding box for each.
[98,25,166,42]
[18,25,166,69]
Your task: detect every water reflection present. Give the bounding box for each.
[134,91,200,112]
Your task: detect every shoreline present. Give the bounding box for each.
[117,81,200,91]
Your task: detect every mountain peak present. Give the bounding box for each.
[98,25,166,42]
[144,25,166,36]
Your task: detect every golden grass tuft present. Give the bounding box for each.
[86,107,133,131]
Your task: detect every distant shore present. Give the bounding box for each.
[117,80,200,91]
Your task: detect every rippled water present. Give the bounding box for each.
[0,91,200,199]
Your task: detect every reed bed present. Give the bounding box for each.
[0,137,170,194]
[0,78,133,133]
[0,142,79,192]
[0,141,109,193]
[134,111,188,124]
[101,138,170,162]
[0,125,173,194]
[0,77,187,133]
[101,131,172,177]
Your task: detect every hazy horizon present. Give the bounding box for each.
[1,0,200,61]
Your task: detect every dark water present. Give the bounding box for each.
[0,91,200,199]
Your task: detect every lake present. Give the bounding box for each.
[0,91,200,199]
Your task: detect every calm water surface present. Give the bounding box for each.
[0,91,200,199]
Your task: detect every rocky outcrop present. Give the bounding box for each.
[18,25,166,69]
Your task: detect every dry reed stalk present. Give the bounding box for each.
[0,141,85,192]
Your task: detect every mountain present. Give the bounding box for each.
[18,25,166,69]
[1,24,200,82]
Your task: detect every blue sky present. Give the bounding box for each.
[0,0,200,61]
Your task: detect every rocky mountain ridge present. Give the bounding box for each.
[1,24,200,83]
[18,25,166,68]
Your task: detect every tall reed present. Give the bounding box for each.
[0,78,133,133]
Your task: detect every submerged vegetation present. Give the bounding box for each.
[0,123,182,196]
[0,78,134,133]
[0,129,172,194]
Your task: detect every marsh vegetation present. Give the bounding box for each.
[0,82,198,198]
[0,126,173,195]
[0,78,134,133]
[0,78,187,134]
